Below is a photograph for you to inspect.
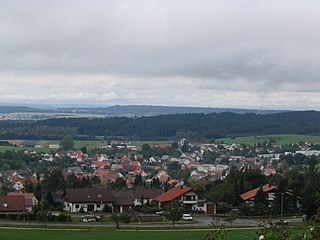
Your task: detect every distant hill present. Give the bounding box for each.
[0,104,287,116]
[0,105,50,113]
[56,105,286,115]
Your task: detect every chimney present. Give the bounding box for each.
[180,185,183,190]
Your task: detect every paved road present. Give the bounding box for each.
[0,215,303,228]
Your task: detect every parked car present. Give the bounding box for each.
[155,210,169,216]
[81,215,97,222]
[182,214,193,221]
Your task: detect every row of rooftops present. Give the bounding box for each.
[64,187,164,205]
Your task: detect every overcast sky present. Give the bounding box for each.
[1,0,320,110]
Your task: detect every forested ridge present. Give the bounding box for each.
[0,111,320,140]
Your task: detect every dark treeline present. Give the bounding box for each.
[1,111,320,140]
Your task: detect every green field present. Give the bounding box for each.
[0,228,256,240]
[217,134,320,145]
[6,112,107,120]
[0,139,171,153]
[131,140,171,147]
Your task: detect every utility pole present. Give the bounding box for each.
[281,192,284,219]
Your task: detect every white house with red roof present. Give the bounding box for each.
[155,186,216,214]
[155,170,171,182]
[240,184,277,206]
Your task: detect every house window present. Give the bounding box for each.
[75,204,79,209]
[97,204,101,208]
[198,203,204,207]
[185,195,195,201]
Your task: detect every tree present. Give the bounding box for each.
[303,156,320,219]
[165,203,184,227]
[254,187,268,216]
[112,177,126,190]
[1,163,10,171]
[111,213,120,229]
[23,179,34,193]
[171,142,178,149]
[80,146,87,154]
[224,209,238,226]
[66,174,82,188]
[152,177,161,188]
[42,169,66,192]
[181,141,190,153]
[133,174,143,187]
[60,135,74,151]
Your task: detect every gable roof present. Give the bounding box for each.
[0,196,27,212]
[155,186,192,202]
[95,169,109,175]
[7,192,36,207]
[112,190,134,206]
[65,188,115,203]
[133,188,163,199]
[240,184,277,201]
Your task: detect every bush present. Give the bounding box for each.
[216,203,233,214]
[103,204,113,213]
[133,205,160,214]
[238,203,252,216]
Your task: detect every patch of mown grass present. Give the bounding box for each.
[0,227,256,240]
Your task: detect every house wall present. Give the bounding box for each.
[64,202,113,213]
[134,198,156,206]
[176,191,214,213]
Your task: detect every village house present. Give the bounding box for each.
[132,188,163,206]
[154,186,216,214]
[0,195,27,213]
[64,188,115,213]
[240,184,277,206]
[240,184,301,208]
[7,192,38,212]
[155,170,171,183]
[64,188,138,213]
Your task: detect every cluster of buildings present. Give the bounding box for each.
[0,138,317,216]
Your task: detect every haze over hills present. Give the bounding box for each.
[0,104,287,116]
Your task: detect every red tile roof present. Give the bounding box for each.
[121,156,131,161]
[264,168,276,176]
[156,144,171,149]
[0,196,27,212]
[92,161,109,168]
[7,192,35,207]
[95,169,109,175]
[240,184,277,201]
[155,186,192,202]
[167,179,179,185]
[131,161,141,166]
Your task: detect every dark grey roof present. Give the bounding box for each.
[65,188,115,203]
[133,188,163,199]
[112,190,134,206]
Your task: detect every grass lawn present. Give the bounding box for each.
[0,228,256,240]
[217,134,320,145]
[131,140,171,147]
[0,139,172,153]
[0,145,53,153]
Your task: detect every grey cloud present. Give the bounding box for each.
[0,0,320,108]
